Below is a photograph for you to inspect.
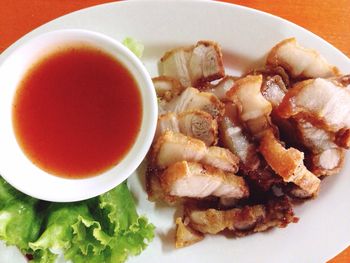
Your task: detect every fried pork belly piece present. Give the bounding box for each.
[261,75,288,108]
[295,119,344,176]
[266,38,339,79]
[146,166,169,202]
[189,41,225,85]
[164,87,224,118]
[184,196,295,235]
[219,111,281,191]
[160,45,192,87]
[186,204,264,235]
[203,146,240,173]
[156,112,180,137]
[205,76,236,101]
[160,161,249,199]
[178,111,218,146]
[285,184,314,199]
[152,131,206,168]
[260,74,344,176]
[156,110,218,146]
[153,76,184,102]
[277,77,350,148]
[161,41,225,87]
[227,75,274,139]
[227,75,271,122]
[175,217,204,248]
[259,130,320,195]
[333,74,350,88]
[260,75,340,177]
[219,116,260,170]
[259,74,295,150]
[248,66,290,88]
[152,131,239,172]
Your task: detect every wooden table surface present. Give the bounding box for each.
[0,0,349,262]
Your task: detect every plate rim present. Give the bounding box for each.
[1,0,349,64]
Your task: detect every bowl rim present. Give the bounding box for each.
[0,29,157,202]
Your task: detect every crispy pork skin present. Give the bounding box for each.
[266,38,339,79]
[161,41,225,87]
[295,119,345,176]
[164,87,224,118]
[175,217,204,248]
[205,76,236,101]
[153,76,184,101]
[227,75,274,139]
[184,196,296,235]
[159,161,249,199]
[259,130,320,195]
[156,110,218,146]
[152,131,239,172]
[277,77,350,148]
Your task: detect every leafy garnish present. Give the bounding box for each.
[122,37,144,58]
[0,177,154,263]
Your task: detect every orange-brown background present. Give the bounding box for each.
[0,0,349,262]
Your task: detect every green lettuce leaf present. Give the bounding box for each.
[66,182,155,263]
[0,201,41,251]
[0,177,37,206]
[29,203,93,254]
[0,177,154,263]
[99,181,139,232]
[98,182,155,262]
[0,178,18,203]
[122,37,144,58]
[31,249,57,263]
[0,178,41,251]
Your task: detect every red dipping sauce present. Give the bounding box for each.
[12,44,142,178]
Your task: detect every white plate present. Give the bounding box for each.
[1,1,350,262]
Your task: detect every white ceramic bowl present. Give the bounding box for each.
[0,29,157,202]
